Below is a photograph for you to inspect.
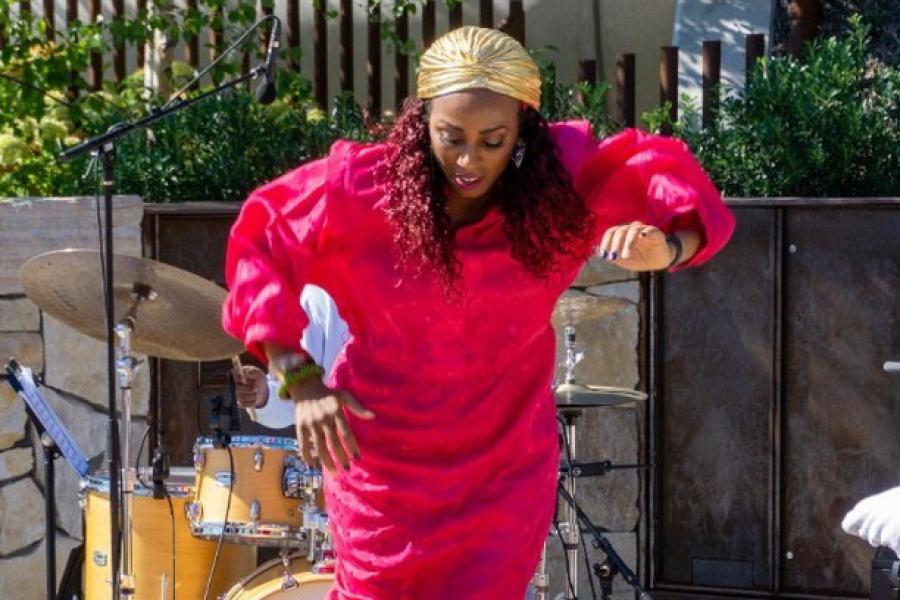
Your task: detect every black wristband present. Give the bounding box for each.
[665,234,683,268]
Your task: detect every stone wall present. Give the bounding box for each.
[0,196,148,598]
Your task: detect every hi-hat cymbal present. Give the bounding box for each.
[20,249,243,362]
[554,383,648,409]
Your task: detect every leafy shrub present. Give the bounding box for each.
[678,15,900,197]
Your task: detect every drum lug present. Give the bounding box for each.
[283,465,304,498]
[253,445,265,471]
[280,550,299,590]
[250,499,261,523]
[193,450,205,471]
[186,501,203,521]
[92,550,108,567]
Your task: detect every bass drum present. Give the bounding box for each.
[82,467,257,599]
[223,553,334,599]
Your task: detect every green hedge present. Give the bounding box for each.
[1,11,896,201]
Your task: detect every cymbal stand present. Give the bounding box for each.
[116,285,154,596]
[560,326,584,599]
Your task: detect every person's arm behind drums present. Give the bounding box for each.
[235,285,349,430]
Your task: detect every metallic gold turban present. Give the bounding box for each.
[416,26,541,110]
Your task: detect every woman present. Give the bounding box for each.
[223,26,734,599]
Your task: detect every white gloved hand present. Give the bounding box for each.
[842,486,900,555]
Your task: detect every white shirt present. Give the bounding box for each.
[253,284,349,429]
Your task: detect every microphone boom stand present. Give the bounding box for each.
[57,16,279,598]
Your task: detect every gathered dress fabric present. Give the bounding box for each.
[222,120,736,599]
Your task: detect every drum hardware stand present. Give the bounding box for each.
[26,410,61,600]
[116,287,154,596]
[5,359,92,600]
[57,17,280,594]
[533,326,651,600]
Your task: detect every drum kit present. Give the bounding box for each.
[11,248,650,600]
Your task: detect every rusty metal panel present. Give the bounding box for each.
[150,212,285,465]
[781,208,900,595]
[659,208,775,589]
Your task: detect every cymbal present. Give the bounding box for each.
[20,249,243,362]
[554,383,648,408]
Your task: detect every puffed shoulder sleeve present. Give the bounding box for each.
[221,153,332,363]
[553,121,736,269]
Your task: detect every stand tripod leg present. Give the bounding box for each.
[41,435,57,599]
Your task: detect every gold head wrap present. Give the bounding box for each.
[416,26,541,109]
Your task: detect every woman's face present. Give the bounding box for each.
[427,88,520,203]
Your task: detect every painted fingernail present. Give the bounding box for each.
[353,451,361,460]
[609,251,618,260]
[598,250,607,259]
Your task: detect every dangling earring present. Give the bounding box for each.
[513,139,526,168]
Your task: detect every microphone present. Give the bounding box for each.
[255,17,281,105]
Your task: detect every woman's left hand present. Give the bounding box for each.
[596,222,676,272]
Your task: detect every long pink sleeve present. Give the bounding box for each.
[222,155,330,363]
[552,122,736,270]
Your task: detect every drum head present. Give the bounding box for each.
[224,554,333,599]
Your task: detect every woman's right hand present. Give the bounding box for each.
[288,376,375,473]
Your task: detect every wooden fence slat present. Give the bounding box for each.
[702,40,721,129]
[19,0,31,18]
[287,0,300,71]
[449,3,462,30]
[577,59,596,106]
[260,1,273,60]
[340,0,353,92]
[315,2,327,106]
[659,45,678,135]
[66,0,78,96]
[616,52,635,128]
[89,0,102,90]
[395,10,408,109]
[42,0,54,42]
[137,0,146,68]
[505,0,525,44]
[184,0,200,68]
[746,33,766,82]
[113,0,126,80]
[480,0,493,28]
[423,0,436,48]
[209,3,224,62]
[367,2,381,115]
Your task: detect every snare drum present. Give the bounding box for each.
[190,436,323,547]
[82,467,256,600]
[223,553,334,599]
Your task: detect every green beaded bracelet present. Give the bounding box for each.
[277,362,325,400]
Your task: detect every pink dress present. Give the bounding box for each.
[222,121,735,599]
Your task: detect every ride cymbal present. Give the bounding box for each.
[21,249,243,361]
[554,383,648,409]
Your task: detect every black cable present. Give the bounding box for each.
[582,531,599,600]
[203,442,233,600]
[134,426,150,480]
[134,425,175,598]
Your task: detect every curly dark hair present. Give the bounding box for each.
[377,97,595,291]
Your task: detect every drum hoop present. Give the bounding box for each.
[82,473,193,497]
[190,521,309,548]
[194,435,298,451]
[226,551,332,596]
